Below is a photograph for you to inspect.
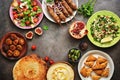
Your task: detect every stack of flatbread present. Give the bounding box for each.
[13,54,47,80]
[80,55,109,80]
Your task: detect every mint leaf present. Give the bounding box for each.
[43,25,49,30]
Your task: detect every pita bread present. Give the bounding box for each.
[13,54,47,80]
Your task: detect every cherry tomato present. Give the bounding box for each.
[33,18,39,23]
[25,21,30,25]
[49,60,54,65]
[44,56,49,62]
[13,11,17,15]
[32,1,37,6]
[18,1,21,6]
[33,6,38,11]
[31,45,36,50]
[13,14,18,19]
[36,13,40,17]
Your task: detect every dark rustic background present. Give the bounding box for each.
[0,0,120,80]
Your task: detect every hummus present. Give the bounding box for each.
[47,62,74,80]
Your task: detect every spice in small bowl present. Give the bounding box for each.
[68,48,81,63]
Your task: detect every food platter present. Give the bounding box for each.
[42,0,78,23]
[87,10,120,48]
[1,0,120,80]
[9,0,43,29]
[78,50,114,80]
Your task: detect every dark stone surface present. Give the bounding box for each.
[0,0,120,80]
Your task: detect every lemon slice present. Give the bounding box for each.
[101,36,113,43]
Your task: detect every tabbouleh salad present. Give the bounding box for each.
[90,15,119,43]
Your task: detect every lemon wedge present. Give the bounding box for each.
[101,36,113,43]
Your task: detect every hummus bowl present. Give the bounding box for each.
[47,62,74,80]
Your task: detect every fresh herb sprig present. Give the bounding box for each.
[78,0,96,17]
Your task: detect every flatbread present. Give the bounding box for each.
[13,54,47,80]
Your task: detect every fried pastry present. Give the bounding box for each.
[92,61,108,70]
[80,66,92,77]
[100,61,108,69]
[86,68,92,77]
[101,68,109,77]
[86,55,97,62]
[84,61,95,68]
[96,56,107,64]
[94,69,104,76]
[91,75,101,80]
[80,66,87,77]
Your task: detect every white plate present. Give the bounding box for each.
[78,50,114,80]
[42,0,78,23]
